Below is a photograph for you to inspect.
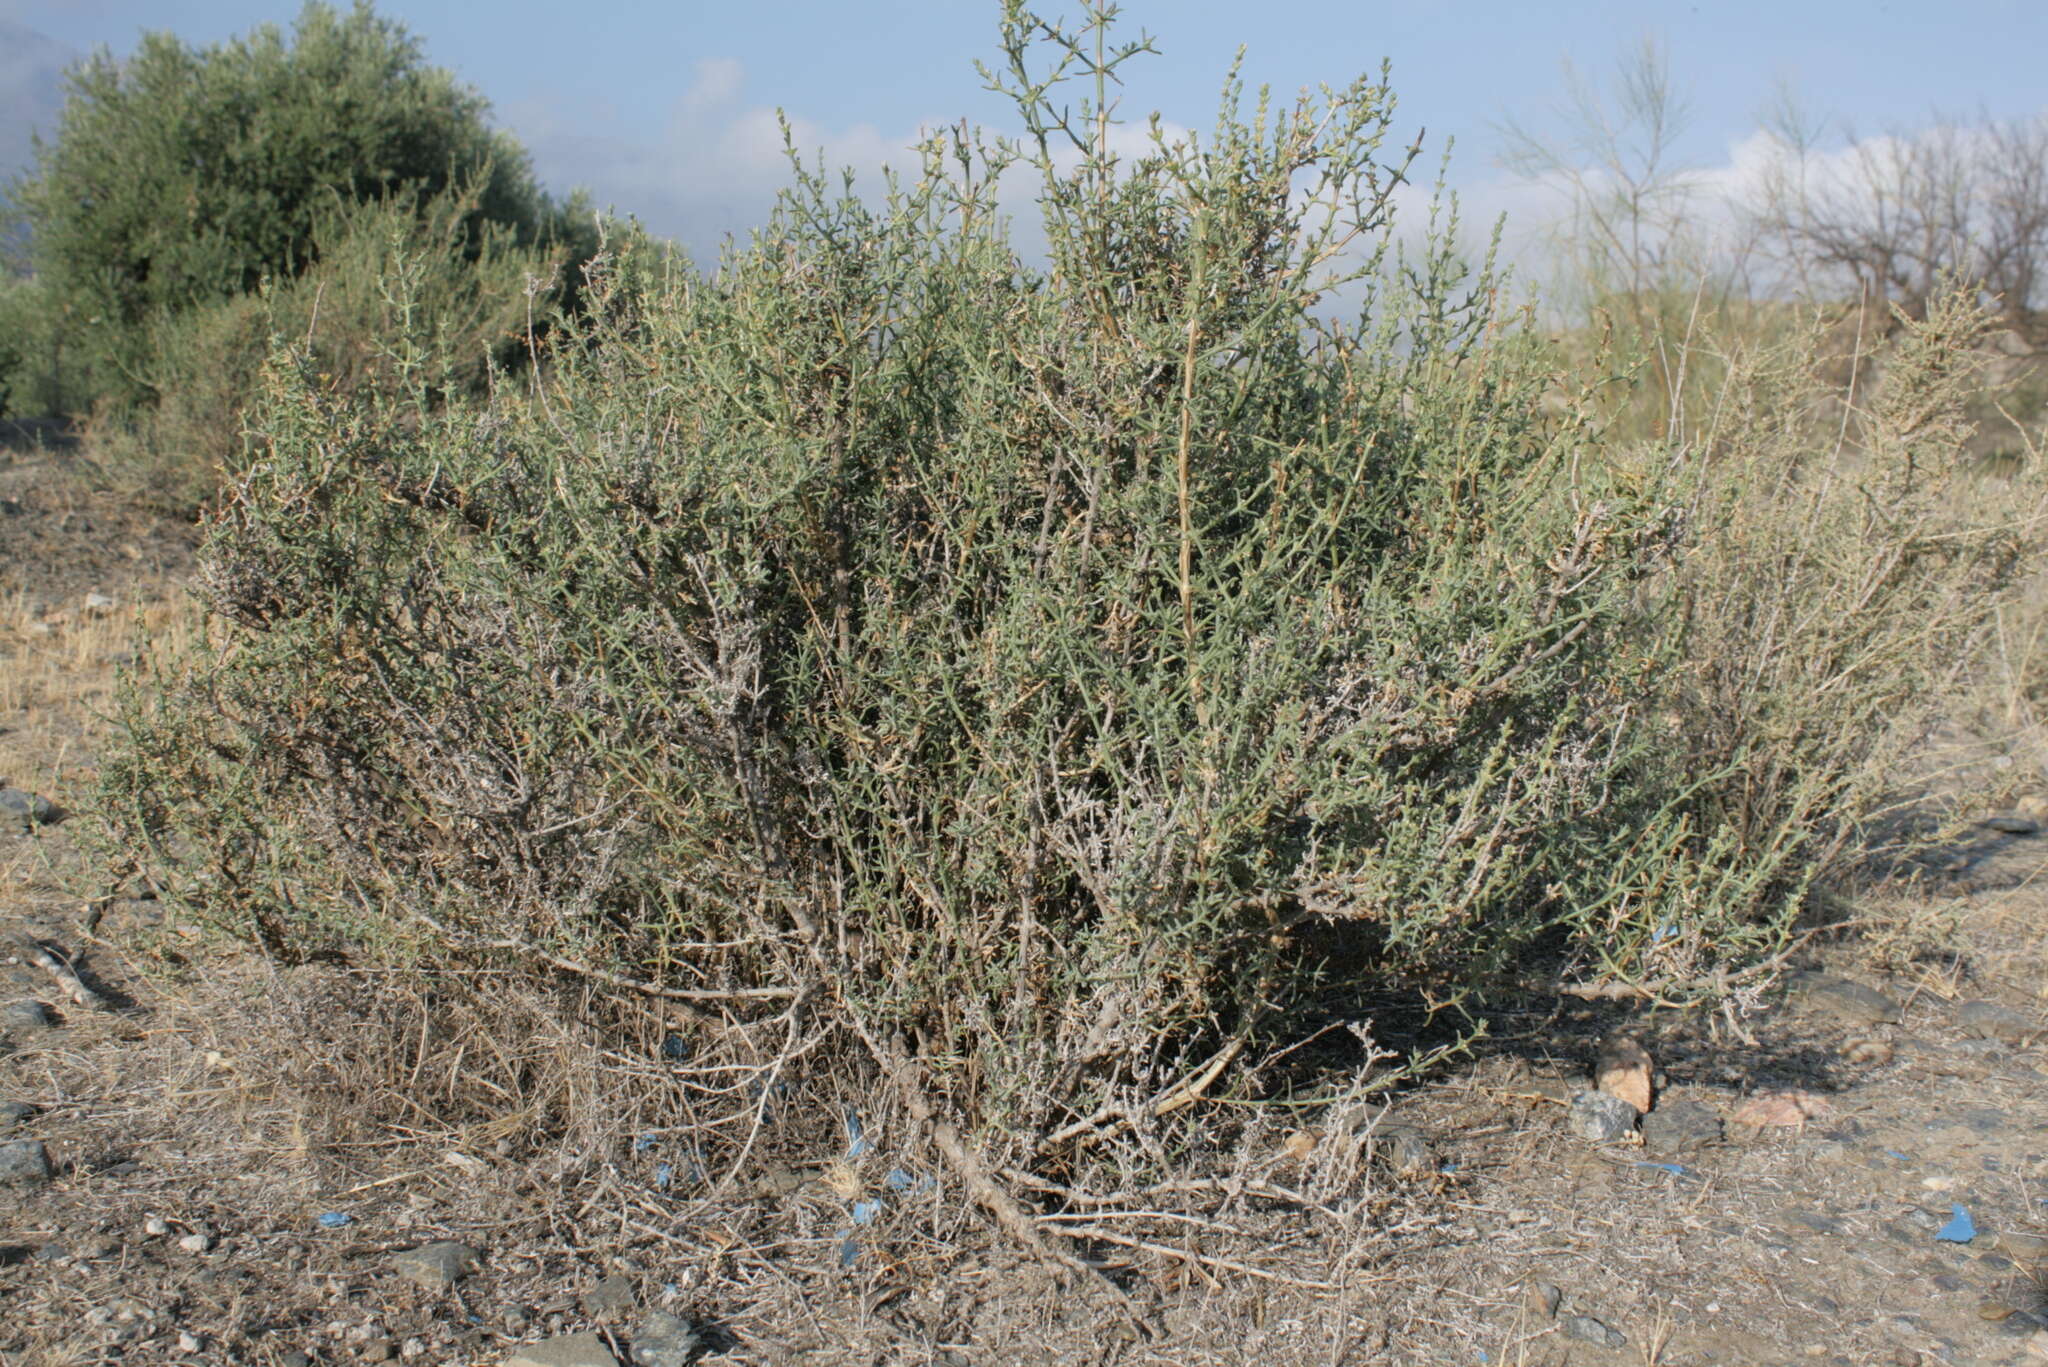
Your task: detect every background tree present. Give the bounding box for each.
[8,0,574,403]
[1751,108,2048,342]
[1495,38,1756,436]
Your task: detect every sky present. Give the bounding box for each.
[4,0,2047,272]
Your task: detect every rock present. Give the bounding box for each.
[0,788,60,830]
[630,1311,703,1367]
[1956,999,2037,1045]
[503,1333,620,1367]
[1790,972,1903,1025]
[0,1139,52,1187]
[178,1331,205,1353]
[1567,1091,1638,1142]
[1374,1124,1435,1178]
[1596,1034,1654,1113]
[0,1101,34,1131]
[1978,814,2041,835]
[1641,1098,1722,1154]
[582,1273,638,1317]
[391,1241,479,1288]
[1989,1231,2048,1264]
[179,1232,212,1253]
[280,1354,313,1367]
[1561,1314,1627,1349]
[1522,1281,1562,1320]
[2,1001,54,1029]
[1729,1089,1832,1133]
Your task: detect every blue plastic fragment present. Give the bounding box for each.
[316,1212,350,1228]
[1635,1161,1689,1177]
[654,1163,674,1191]
[885,1167,934,1194]
[844,1107,872,1159]
[851,1198,882,1226]
[838,1235,860,1267]
[1884,1149,1911,1162]
[1936,1203,1976,1243]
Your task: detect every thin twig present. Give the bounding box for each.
[10,935,109,1012]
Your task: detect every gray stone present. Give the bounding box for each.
[0,1101,34,1131]
[1978,814,2041,835]
[278,1354,313,1367]
[1374,1124,1436,1178]
[1956,999,2037,1045]
[1567,1091,1638,1142]
[1523,1281,1562,1320]
[391,1241,479,1287]
[0,1138,52,1187]
[504,1334,620,1367]
[1560,1314,1627,1349]
[1641,1099,1722,1154]
[0,788,59,829]
[630,1311,703,1367]
[2,1001,54,1030]
[1790,972,1903,1025]
[582,1273,638,1317]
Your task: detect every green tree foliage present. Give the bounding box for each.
[11,0,569,401]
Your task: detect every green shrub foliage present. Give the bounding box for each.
[86,184,562,516]
[102,7,2027,1163]
[11,0,569,403]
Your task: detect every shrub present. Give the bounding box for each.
[84,185,565,516]
[10,0,577,405]
[96,4,2039,1210]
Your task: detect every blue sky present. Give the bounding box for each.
[5,0,2046,264]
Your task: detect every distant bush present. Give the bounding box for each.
[97,3,2044,1209]
[86,185,564,516]
[10,0,583,406]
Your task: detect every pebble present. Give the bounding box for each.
[1956,1000,2037,1046]
[391,1241,479,1287]
[1790,972,1903,1025]
[144,1216,170,1237]
[1522,1281,1562,1319]
[630,1311,703,1367]
[1567,1091,1638,1142]
[1,1001,54,1029]
[1561,1314,1627,1348]
[503,1333,621,1367]
[0,788,60,829]
[1978,814,2041,835]
[1641,1098,1722,1153]
[1375,1124,1436,1178]
[178,1331,205,1353]
[0,1138,53,1187]
[0,1100,34,1131]
[280,1354,313,1367]
[582,1273,638,1317]
[179,1232,212,1254]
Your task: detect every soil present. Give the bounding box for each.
[2,430,2045,1367]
